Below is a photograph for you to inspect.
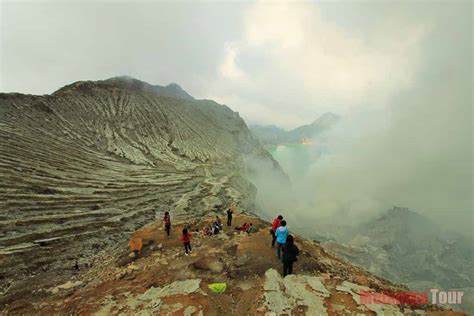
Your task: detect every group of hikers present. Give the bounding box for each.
[160,209,299,276]
[201,215,224,236]
[270,214,299,277]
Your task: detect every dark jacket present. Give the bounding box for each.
[282,243,299,263]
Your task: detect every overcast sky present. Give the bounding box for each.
[1,0,472,230]
[1,0,470,129]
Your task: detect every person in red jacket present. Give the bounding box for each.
[271,215,283,247]
[180,227,192,255]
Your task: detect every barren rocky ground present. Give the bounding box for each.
[2,213,465,315]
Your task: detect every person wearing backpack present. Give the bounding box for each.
[180,228,192,255]
[275,220,288,259]
[282,235,299,276]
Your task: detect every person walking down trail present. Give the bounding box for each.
[226,208,233,226]
[282,235,299,277]
[180,228,192,256]
[271,215,283,247]
[275,220,288,259]
[163,212,171,238]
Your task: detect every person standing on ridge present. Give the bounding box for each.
[163,211,171,238]
[180,228,192,256]
[282,234,299,276]
[226,208,233,226]
[275,220,288,259]
[271,215,283,247]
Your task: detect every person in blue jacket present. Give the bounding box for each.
[275,220,288,259]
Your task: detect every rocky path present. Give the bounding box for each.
[3,214,465,315]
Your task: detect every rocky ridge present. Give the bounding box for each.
[0,77,280,307]
[2,213,465,315]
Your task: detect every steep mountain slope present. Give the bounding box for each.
[251,112,339,145]
[0,77,281,306]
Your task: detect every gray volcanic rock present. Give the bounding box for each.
[0,76,282,305]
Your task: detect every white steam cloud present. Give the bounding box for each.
[241,1,472,235]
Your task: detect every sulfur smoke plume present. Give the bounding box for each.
[247,5,472,237]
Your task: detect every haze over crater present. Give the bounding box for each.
[2,0,472,234]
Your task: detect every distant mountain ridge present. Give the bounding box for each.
[250,112,340,145]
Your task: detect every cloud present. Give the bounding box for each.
[1,0,471,234]
[238,1,472,235]
[0,1,248,96]
[210,0,427,129]
[219,43,246,80]
[209,93,307,128]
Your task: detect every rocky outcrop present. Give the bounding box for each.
[261,269,329,314]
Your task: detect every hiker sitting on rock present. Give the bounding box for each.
[247,223,257,234]
[235,222,250,232]
[212,216,223,234]
[202,225,213,236]
[212,222,220,235]
[282,234,299,277]
[215,216,223,229]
